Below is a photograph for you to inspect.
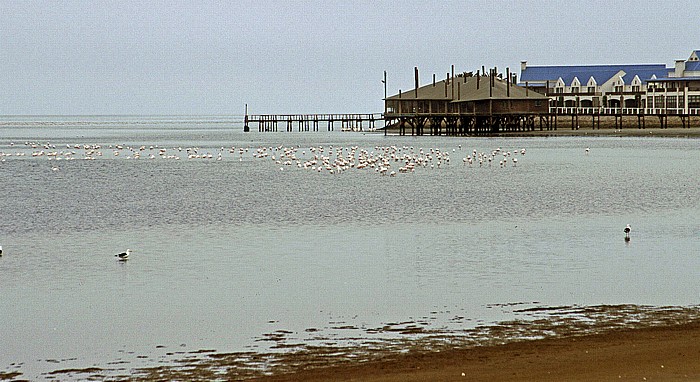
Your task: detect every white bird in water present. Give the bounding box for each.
[0,245,3,257]
[115,249,131,260]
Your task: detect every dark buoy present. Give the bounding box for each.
[624,224,631,242]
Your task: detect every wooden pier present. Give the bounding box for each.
[244,113,383,132]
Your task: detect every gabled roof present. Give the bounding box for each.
[689,50,700,61]
[685,61,700,71]
[386,76,548,102]
[520,64,668,85]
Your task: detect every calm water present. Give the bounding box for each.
[1,116,699,379]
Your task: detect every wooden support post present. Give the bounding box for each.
[571,114,575,130]
[506,67,510,98]
[244,104,250,132]
[414,67,419,98]
[451,65,455,99]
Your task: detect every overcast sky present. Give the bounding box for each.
[1,0,698,115]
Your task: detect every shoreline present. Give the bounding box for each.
[32,305,698,381]
[254,320,700,382]
[380,125,700,138]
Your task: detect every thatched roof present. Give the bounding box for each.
[386,75,548,102]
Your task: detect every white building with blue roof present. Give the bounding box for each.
[519,50,700,116]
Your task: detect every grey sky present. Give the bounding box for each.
[1,0,698,115]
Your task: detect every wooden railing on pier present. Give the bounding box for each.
[244,113,384,132]
[550,107,700,116]
[548,107,700,129]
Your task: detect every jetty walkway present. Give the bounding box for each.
[244,113,383,132]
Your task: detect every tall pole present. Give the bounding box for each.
[383,71,387,100]
[382,71,387,135]
[244,103,249,132]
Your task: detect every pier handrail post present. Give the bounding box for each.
[243,103,250,132]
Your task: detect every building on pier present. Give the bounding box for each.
[519,50,700,115]
[383,68,550,135]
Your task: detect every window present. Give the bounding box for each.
[556,87,563,94]
[615,86,624,92]
[535,100,542,107]
[654,95,665,107]
[588,86,596,93]
[571,87,579,94]
[632,85,640,92]
[667,96,677,108]
[688,95,700,108]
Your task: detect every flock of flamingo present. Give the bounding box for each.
[0,141,528,176]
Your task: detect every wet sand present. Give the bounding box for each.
[254,321,700,382]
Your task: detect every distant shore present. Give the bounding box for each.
[254,320,700,382]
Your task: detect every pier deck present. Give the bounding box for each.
[244,113,383,132]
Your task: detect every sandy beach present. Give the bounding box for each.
[254,321,700,382]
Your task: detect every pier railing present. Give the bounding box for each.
[549,107,700,116]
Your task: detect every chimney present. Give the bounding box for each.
[521,61,527,71]
[477,72,480,90]
[399,89,402,99]
[414,67,419,98]
[458,81,461,100]
[675,60,685,78]
[433,73,436,87]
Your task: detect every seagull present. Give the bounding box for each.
[0,245,3,256]
[624,224,631,241]
[115,249,131,260]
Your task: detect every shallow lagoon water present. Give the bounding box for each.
[0,116,699,379]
